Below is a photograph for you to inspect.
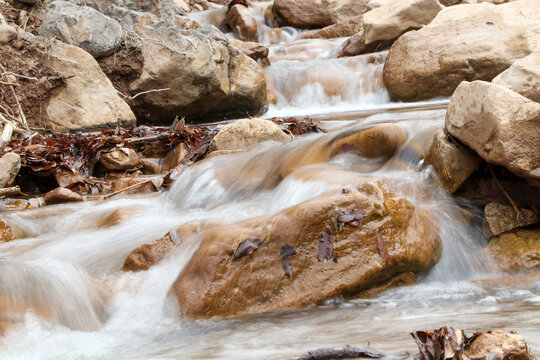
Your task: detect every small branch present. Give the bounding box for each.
[488,165,522,219]
[0,186,21,197]
[0,64,29,130]
[125,132,172,144]
[0,81,20,87]
[130,88,170,100]
[103,180,157,199]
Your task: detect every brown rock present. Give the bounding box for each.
[486,228,540,272]
[171,183,441,319]
[44,187,84,204]
[0,220,14,243]
[337,30,368,57]
[209,118,291,153]
[300,16,363,40]
[445,81,540,181]
[383,0,540,101]
[225,4,258,41]
[161,143,187,172]
[465,331,532,360]
[123,221,220,271]
[141,158,162,174]
[100,148,141,171]
[94,208,139,228]
[425,128,481,193]
[110,177,161,194]
[54,168,87,187]
[273,0,370,28]
[492,52,540,103]
[484,202,540,236]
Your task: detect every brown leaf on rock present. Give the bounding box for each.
[318,228,334,262]
[412,327,482,360]
[281,256,293,278]
[233,238,261,259]
[280,243,297,257]
[376,233,391,265]
[338,209,365,226]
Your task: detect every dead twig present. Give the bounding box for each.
[0,121,13,151]
[0,64,29,130]
[130,88,170,100]
[488,165,522,219]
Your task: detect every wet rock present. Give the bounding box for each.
[383,0,540,101]
[110,177,161,194]
[329,124,406,159]
[425,128,481,193]
[123,221,220,271]
[44,187,84,204]
[300,16,363,40]
[338,30,368,57]
[129,24,267,123]
[485,228,539,272]
[225,4,258,41]
[0,24,17,44]
[40,1,123,58]
[100,148,141,171]
[354,272,415,298]
[484,202,540,237]
[141,158,162,174]
[445,81,540,182]
[209,118,291,153]
[171,183,441,318]
[363,0,443,45]
[273,0,370,28]
[0,220,14,243]
[465,330,532,360]
[0,152,21,188]
[94,208,139,228]
[492,53,540,103]
[229,38,269,65]
[54,168,87,188]
[22,33,136,132]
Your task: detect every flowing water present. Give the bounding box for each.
[0,5,539,360]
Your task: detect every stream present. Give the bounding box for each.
[0,4,539,360]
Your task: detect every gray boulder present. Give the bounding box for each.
[40,1,123,58]
[0,152,21,188]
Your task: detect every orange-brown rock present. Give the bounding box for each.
[486,227,540,272]
[299,16,363,40]
[280,124,406,178]
[225,4,258,41]
[464,331,533,360]
[483,202,540,237]
[161,143,187,172]
[123,221,221,271]
[0,219,14,243]
[44,187,84,204]
[171,182,441,319]
[110,177,162,194]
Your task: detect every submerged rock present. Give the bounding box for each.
[383,0,540,101]
[209,118,291,153]
[40,1,123,58]
[171,183,441,318]
[445,81,540,182]
[425,128,481,193]
[492,52,540,103]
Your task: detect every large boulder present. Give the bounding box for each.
[171,183,441,318]
[465,331,532,360]
[425,128,481,193]
[383,0,540,101]
[20,34,136,131]
[492,52,540,103]
[128,25,267,123]
[0,152,21,188]
[363,0,443,45]
[209,118,291,153]
[485,228,540,272]
[40,1,123,58]
[273,0,371,28]
[445,81,540,181]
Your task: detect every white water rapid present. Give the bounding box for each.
[0,5,538,360]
